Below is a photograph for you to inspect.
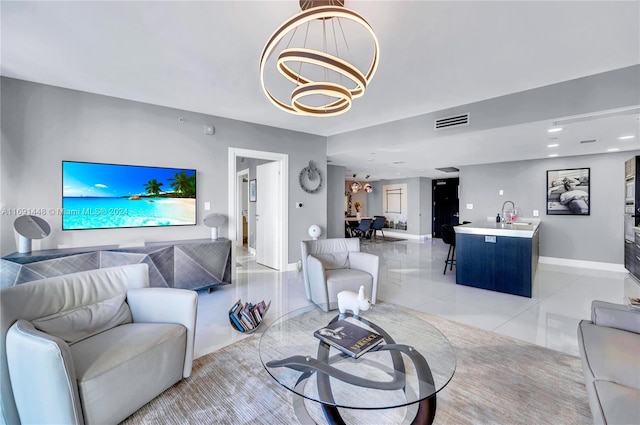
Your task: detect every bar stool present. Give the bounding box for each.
[442,224,456,274]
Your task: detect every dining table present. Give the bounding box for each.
[345,216,373,222]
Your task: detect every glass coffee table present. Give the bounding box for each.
[259,303,456,424]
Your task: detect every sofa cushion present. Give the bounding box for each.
[593,380,640,425]
[311,253,350,270]
[592,300,640,334]
[326,269,373,300]
[31,293,132,344]
[579,322,640,391]
[70,322,186,424]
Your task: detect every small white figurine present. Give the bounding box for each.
[337,285,371,316]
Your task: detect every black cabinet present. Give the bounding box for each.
[456,229,539,298]
[626,229,640,281]
[624,156,640,282]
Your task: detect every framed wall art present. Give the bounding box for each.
[546,168,590,215]
[249,179,257,202]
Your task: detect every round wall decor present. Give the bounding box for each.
[299,161,323,194]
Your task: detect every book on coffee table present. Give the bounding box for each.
[313,319,383,358]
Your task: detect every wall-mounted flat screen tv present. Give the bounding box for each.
[62,161,196,230]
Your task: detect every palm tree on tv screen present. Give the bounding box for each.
[169,171,196,198]
[144,179,163,196]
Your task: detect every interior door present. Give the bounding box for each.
[432,178,460,238]
[256,161,281,269]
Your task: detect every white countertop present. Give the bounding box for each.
[455,219,541,238]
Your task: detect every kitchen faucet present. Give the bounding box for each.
[501,201,516,222]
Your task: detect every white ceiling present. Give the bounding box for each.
[2,1,639,180]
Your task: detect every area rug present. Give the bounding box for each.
[379,236,407,242]
[122,307,591,425]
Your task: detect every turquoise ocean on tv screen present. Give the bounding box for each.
[62,197,196,229]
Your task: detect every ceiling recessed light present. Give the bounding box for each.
[618,135,635,140]
[547,127,563,133]
[548,154,559,157]
[547,143,559,148]
[607,148,620,152]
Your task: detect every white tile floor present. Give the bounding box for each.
[194,238,640,359]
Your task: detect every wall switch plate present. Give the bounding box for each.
[203,125,215,135]
[533,210,539,217]
[466,203,473,210]
[499,190,504,195]
[204,202,211,211]
[485,235,497,243]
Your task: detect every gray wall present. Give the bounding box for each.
[1,77,327,263]
[366,177,432,237]
[419,177,432,236]
[459,151,640,264]
[327,165,346,238]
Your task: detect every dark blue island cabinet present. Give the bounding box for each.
[455,222,540,298]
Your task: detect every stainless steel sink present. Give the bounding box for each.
[500,222,531,227]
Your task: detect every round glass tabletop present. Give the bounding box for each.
[259,303,456,410]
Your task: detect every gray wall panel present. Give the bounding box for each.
[327,165,346,238]
[1,78,327,263]
[459,151,640,263]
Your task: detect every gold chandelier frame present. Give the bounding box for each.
[259,3,380,117]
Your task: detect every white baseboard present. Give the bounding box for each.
[539,256,627,273]
[382,231,432,241]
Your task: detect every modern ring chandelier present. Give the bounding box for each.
[259,0,380,117]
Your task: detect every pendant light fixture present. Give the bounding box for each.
[260,0,380,117]
[350,174,362,193]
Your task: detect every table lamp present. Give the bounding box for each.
[14,215,51,253]
[203,213,227,239]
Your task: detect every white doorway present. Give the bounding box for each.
[228,148,289,272]
[236,169,249,247]
[256,161,280,269]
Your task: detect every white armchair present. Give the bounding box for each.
[0,264,198,425]
[301,238,379,311]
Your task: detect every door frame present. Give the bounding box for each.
[236,168,249,247]
[228,148,289,271]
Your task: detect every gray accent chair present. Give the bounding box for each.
[577,300,640,425]
[0,263,198,425]
[301,238,379,312]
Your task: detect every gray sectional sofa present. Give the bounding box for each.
[577,300,640,425]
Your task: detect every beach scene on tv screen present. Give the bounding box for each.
[62,162,196,230]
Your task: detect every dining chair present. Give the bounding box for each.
[352,218,373,240]
[370,216,387,242]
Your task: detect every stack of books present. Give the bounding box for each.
[229,299,269,332]
[626,296,640,310]
[313,319,383,358]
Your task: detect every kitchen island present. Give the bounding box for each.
[455,220,540,297]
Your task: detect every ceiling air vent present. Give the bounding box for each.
[434,113,470,130]
[580,139,598,144]
[435,167,459,173]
